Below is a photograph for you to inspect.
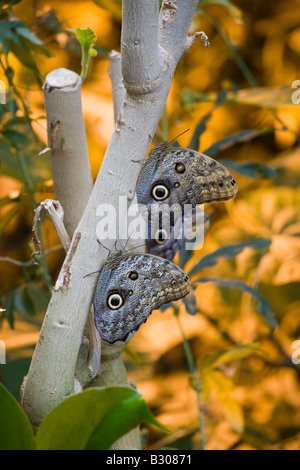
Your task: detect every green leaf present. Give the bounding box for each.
[198,0,242,20]
[2,1,23,7]
[0,384,35,450]
[222,159,278,179]
[36,386,170,450]
[195,277,277,329]
[2,129,29,147]
[6,40,40,76]
[183,292,198,315]
[5,292,15,328]
[2,358,31,399]
[198,343,265,372]
[73,27,97,81]
[204,129,263,157]
[15,26,43,46]
[189,90,228,150]
[179,243,194,269]
[75,26,97,48]
[188,238,271,277]
[0,204,20,233]
[14,288,36,316]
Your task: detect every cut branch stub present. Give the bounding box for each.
[44,68,93,238]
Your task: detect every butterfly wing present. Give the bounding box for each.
[93,253,190,343]
[136,145,238,208]
[147,207,210,259]
[136,145,237,259]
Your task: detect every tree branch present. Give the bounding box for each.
[20,0,207,436]
[108,50,126,122]
[43,68,93,237]
[121,0,164,94]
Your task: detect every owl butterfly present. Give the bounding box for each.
[136,142,238,259]
[93,252,191,344]
[146,206,211,260]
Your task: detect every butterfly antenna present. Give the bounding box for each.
[169,128,190,145]
[123,241,147,255]
[97,239,112,254]
[83,240,111,278]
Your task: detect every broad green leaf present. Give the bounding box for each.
[0,384,35,450]
[75,27,97,48]
[36,386,170,450]
[188,238,271,277]
[195,277,277,329]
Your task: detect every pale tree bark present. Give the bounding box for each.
[21,0,207,447]
[43,68,93,237]
[108,51,126,123]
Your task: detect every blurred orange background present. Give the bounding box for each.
[0,0,300,450]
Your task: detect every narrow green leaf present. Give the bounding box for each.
[36,387,170,450]
[0,384,35,450]
[198,0,242,19]
[198,343,265,372]
[0,28,26,49]
[183,292,198,316]
[189,90,228,150]
[188,238,271,277]
[222,159,278,179]
[0,204,20,233]
[4,0,23,5]
[0,21,25,30]
[14,288,36,317]
[204,129,262,157]
[6,40,40,75]
[15,26,43,46]
[2,129,29,147]
[195,277,277,329]
[5,293,15,328]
